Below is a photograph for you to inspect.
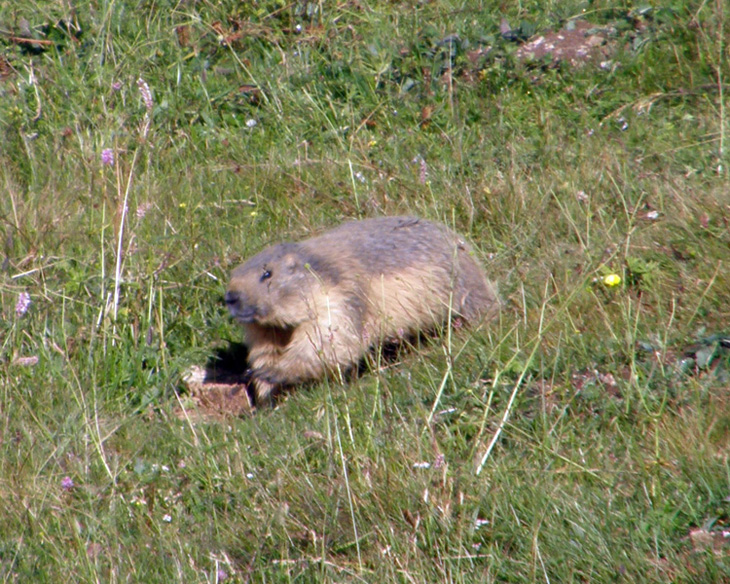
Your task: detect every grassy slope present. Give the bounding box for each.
[1,0,729,581]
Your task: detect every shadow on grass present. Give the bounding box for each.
[203,342,252,385]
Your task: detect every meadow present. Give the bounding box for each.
[1,0,729,581]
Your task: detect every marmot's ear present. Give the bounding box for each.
[283,254,298,273]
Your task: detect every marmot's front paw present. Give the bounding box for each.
[251,373,281,405]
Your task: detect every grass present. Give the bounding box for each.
[1,0,730,581]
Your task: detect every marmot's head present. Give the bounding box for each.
[226,243,333,328]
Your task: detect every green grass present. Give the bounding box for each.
[1,0,730,581]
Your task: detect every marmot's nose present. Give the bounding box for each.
[224,290,238,307]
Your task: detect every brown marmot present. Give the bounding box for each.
[225,216,499,403]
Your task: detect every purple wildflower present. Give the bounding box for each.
[419,158,428,184]
[217,569,228,581]
[137,78,153,112]
[433,453,445,469]
[61,476,74,491]
[15,292,31,317]
[111,81,122,92]
[136,202,153,219]
[413,155,428,184]
[101,148,115,167]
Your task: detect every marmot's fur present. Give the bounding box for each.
[225,216,499,403]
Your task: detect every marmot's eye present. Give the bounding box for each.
[260,269,272,282]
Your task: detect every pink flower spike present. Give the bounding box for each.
[61,476,74,490]
[136,202,153,219]
[101,148,115,166]
[15,292,31,317]
[137,78,153,112]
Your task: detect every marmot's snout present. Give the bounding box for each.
[223,290,238,308]
[224,290,258,323]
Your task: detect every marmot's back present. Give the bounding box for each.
[303,217,454,271]
[225,216,499,403]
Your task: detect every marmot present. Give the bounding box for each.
[225,216,499,403]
